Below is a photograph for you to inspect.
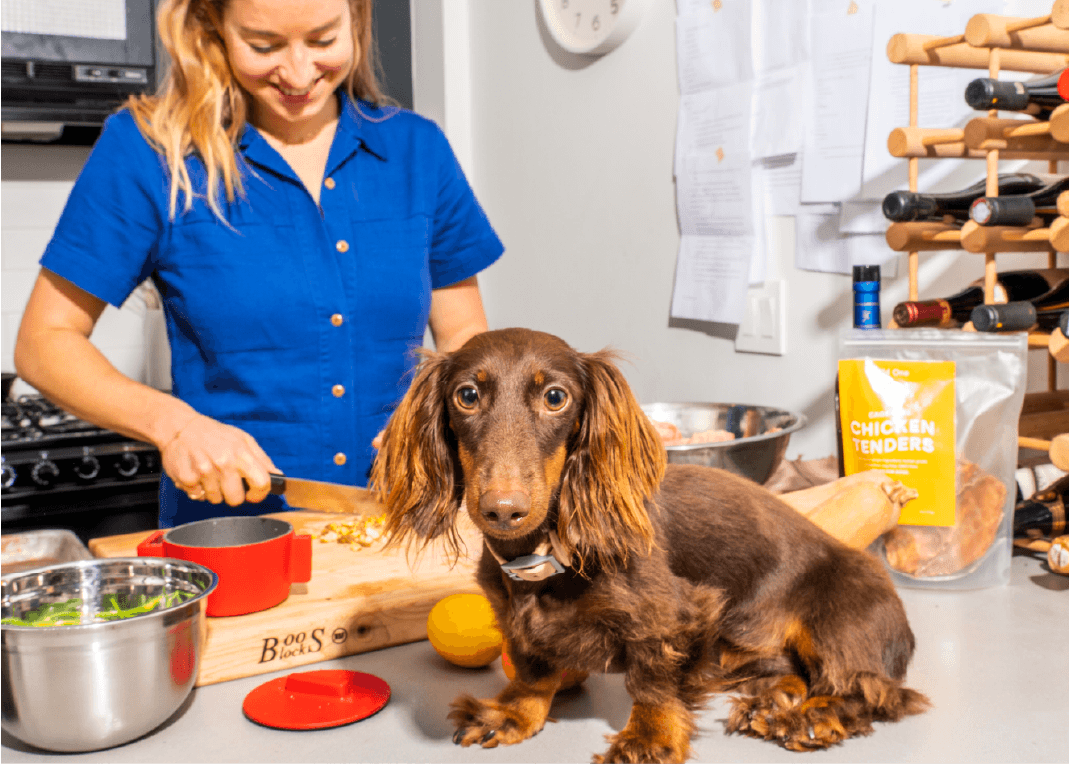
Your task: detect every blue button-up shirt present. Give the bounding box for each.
[41,94,504,526]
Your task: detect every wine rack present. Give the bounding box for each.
[884,4,1069,452]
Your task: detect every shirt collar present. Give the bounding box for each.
[236,91,390,171]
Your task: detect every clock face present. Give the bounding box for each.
[538,0,648,56]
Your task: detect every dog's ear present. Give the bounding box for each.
[556,350,666,573]
[370,351,465,558]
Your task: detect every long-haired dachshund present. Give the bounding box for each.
[371,328,928,763]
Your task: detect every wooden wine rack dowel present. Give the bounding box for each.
[1053,0,1069,29]
[965,14,1068,53]
[962,116,1069,159]
[1050,327,1069,362]
[959,219,1063,253]
[1058,191,1069,217]
[887,32,1069,71]
[886,126,1058,159]
[885,221,962,252]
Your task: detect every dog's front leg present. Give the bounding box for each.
[448,674,561,749]
[596,695,695,764]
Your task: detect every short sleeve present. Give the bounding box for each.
[427,125,504,289]
[40,111,166,307]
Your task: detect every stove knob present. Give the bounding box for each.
[75,455,101,481]
[116,451,141,478]
[31,459,60,488]
[1,462,16,489]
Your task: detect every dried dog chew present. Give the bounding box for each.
[882,460,1005,578]
[650,419,735,446]
[780,470,918,550]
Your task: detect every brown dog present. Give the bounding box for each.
[371,328,928,763]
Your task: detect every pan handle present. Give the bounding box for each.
[288,534,313,583]
[137,530,166,557]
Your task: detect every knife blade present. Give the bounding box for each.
[264,473,380,514]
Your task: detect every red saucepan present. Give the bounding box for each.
[137,516,312,617]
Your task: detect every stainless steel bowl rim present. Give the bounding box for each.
[642,402,807,451]
[1,557,218,631]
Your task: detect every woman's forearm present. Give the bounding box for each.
[14,270,197,450]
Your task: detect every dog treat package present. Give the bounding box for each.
[837,329,1028,589]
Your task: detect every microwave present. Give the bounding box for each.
[1,0,157,131]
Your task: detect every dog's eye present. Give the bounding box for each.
[456,386,480,409]
[544,388,568,411]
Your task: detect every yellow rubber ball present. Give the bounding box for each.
[426,593,503,668]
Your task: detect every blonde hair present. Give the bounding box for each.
[127,0,387,220]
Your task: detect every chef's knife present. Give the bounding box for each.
[242,474,380,514]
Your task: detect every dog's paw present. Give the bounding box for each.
[448,694,547,748]
[727,693,861,751]
[593,730,687,764]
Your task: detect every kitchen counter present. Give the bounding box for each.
[3,551,1066,764]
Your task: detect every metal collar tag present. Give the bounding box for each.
[500,554,565,582]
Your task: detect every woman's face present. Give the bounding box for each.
[221,0,354,138]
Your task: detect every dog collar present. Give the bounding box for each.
[486,530,572,582]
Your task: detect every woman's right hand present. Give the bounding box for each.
[160,414,277,506]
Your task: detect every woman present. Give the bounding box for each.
[13,0,503,527]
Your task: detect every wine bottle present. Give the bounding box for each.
[971,279,1069,332]
[1013,498,1066,538]
[964,69,1068,116]
[1061,309,1069,337]
[891,269,1067,328]
[969,176,1069,227]
[882,174,1047,223]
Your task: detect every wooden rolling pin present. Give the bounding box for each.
[887,33,1069,72]
[885,221,962,252]
[964,14,1069,53]
[963,117,1069,159]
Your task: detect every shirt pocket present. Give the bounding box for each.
[160,219,318,355]
[355,214,433,342]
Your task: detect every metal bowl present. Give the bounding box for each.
[642,402,807,485]
[2,558,217,752]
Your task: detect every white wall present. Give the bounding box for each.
[444,0,1065,462]
[1,145,155,388]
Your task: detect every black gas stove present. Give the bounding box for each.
[2,392,161,542]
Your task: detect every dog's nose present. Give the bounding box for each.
[479,490,531,530]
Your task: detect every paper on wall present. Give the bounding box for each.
[677,152,755,237]
[754,154,803,216]
[796,212,898,277]
[675,1,753,96]
[670,234,753,325]
[676,81,753,177]
[751,65,806,159]
[799,4,875,203]
[751,0,810,75]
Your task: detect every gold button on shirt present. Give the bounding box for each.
[336,240,349,253]
[324,177,336,190]
[333,453,347,466]
[331,313,344,327]
[332,384,345,398]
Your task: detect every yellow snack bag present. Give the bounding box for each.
[837,329,1027,589]
[838,359,956,527]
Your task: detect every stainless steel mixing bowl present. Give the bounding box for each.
[642,402,807,485]
[1,558,217,752]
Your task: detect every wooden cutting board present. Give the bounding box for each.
[89,511,482,687]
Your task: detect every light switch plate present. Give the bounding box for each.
[736,280,786,356]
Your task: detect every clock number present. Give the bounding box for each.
[561,0,568,7]
[591,15,600,31]
[611,0,620,14]
[574,12,581,29]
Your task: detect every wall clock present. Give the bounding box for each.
[538,0,651,57]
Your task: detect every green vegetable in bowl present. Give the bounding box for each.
[1,590,195,627]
